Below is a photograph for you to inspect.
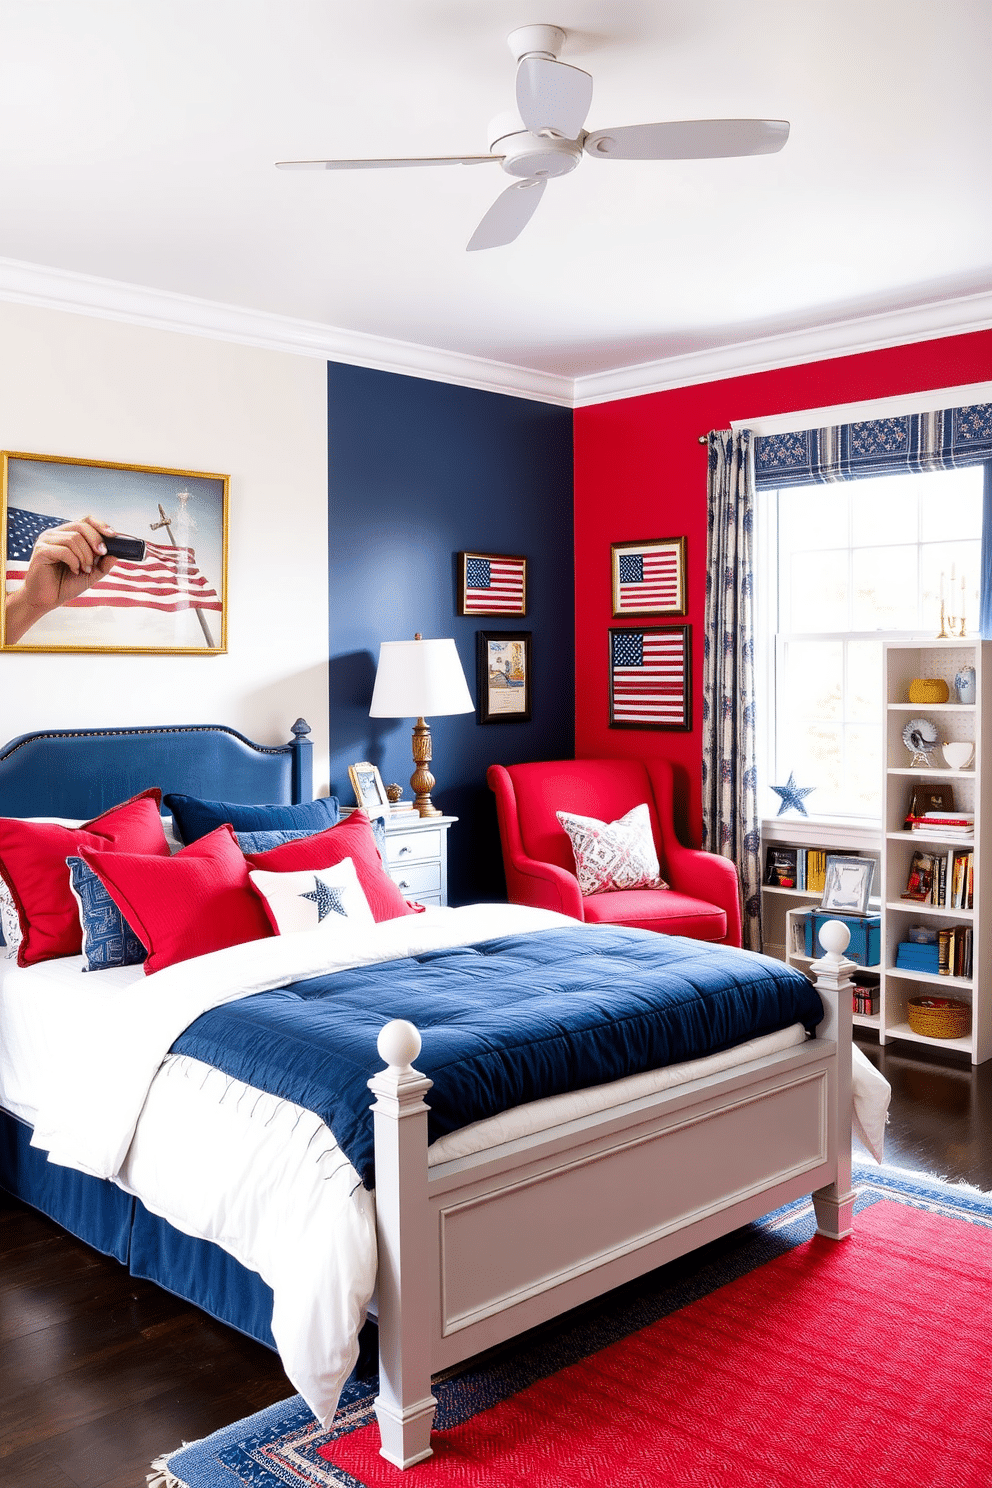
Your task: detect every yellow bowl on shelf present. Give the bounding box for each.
[908,678,950,704]
[906,997,970,1039]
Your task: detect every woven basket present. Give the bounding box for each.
[907,996,970,1039]
[908,677,950,704]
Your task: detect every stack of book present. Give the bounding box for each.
[901,847,974,908]
[938,925,974,979]
[895,940,941,974]
[905,810,974,839]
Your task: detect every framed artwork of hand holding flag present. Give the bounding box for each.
[2,452,228,653]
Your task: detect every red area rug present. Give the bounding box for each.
[323,1200,992,1488]
[155,1168,992,1488]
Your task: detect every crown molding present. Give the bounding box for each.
[570,286,992,407]
[1,254,990,411]
[0,256,574,408]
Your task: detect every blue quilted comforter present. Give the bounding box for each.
[170,925,822,1189]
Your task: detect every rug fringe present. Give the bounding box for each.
[147,1449,191,1488]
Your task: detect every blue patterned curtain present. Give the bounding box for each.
[702,429,761,951]
[753,403,992,486]
[754,402,992,639]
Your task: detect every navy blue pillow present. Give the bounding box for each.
[66,856,147,972]
[164,793,340,846]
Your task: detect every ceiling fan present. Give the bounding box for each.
[276,24,789,252]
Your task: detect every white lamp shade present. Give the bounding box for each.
[369,637,474,718]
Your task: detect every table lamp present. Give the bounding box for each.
[369,634,474,817]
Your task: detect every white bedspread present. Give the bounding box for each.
[2,906,889,1427]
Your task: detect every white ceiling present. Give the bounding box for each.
[2,1,991,400]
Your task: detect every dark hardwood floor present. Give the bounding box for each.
[2,1035,989,1488]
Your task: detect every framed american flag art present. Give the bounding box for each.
[611,536,686,617]
[609,624,691,731]
[1,450,227,654]
[457,551,527,617]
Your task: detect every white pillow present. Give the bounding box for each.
[556,803,668,897]
[249,856,375,936]
[0,877,21,958]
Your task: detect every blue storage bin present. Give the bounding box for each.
[803,911,881,967]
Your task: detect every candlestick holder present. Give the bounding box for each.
[938,600,949,639]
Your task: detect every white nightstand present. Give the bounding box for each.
[342,808,456,907]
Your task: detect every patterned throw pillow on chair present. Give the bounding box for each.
[556,803,668,896]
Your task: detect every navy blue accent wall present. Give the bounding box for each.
[328,363,574,905]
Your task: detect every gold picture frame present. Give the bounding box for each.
[1,450,228,654]
[611,536,686,617]
[457,552,527,617]
[348,760,390,818]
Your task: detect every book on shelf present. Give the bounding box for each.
[764,846,829,892]
[901,847,973,908]
[938,926,974,979]
[901,850,937,902]
[764,846,798,888]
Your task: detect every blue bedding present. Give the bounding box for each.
[170,925,822,1189]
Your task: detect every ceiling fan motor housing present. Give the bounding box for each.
[488,121,582,178]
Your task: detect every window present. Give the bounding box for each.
[756,466,984,823]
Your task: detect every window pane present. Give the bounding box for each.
[851,547,918,629]
[788,550,848,631]
[778,488,848,554]
[918,467,984,541]
[847,640,881,721]
[850,475,918,547]
[922,541,982,626]
[780,640,842,722]
[844,724,882,817]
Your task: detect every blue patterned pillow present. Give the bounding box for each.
[236,819,388,857]
[66,856,147,972]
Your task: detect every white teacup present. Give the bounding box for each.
[942,740,975,770]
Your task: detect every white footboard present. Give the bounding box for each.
[369,927,856,1469]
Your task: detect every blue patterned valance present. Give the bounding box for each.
[754,403,992,488]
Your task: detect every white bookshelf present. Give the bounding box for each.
[760,818,880,966]
[880,639,990,1064]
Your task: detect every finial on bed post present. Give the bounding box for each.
[368,1020,437,1469]
[288,719,312,804]
[809,920,857,1241]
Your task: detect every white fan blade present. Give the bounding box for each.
[583,119,790,161]
[516,56,593,138]
[466,178,547,252]
[276,155,498,170]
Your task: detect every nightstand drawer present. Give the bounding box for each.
[386,829,443,865]
[389,860,442,897]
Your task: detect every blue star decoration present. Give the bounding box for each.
[771,772,815,817]
[299,877,348,922]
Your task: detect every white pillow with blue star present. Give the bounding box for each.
[248,857,375,937]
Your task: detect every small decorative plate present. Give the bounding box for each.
[902,717,938,766]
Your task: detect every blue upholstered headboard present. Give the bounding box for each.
[0,719,313,820]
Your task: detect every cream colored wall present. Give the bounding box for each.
[0,301,330,793]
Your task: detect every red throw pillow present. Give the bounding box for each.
[246,810,421,923]
[0,789,169,967]
[79,824,273,974]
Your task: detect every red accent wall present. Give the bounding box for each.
[573,329,992,846]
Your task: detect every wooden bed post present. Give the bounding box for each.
[809,919,857,1240]
[368,1020,437,1469]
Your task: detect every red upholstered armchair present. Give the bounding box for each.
[487,758,742,947]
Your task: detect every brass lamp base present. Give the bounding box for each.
[410,716,442,818]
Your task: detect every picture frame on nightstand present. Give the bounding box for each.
[348,761,390,819]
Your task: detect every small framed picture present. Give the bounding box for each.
[457,552,527,617]
[611,537,686,618]
[477,631,532,724]
[348,761,390,818]
[609,625,691,731]
[821,855,875,915]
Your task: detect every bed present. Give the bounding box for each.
[0,721,880,1471]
